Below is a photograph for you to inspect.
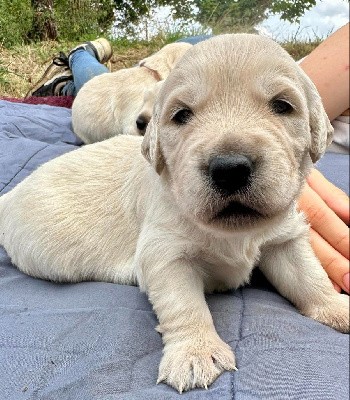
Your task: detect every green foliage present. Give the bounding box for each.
[0,62,10,87]
[0,0,33,46]
[114,0,321,37]
[113,0,194,36]
[53,0,115,41]
[0,0,115,47]
[193,0,319,33]
[0,0,334,47]
[270,0,316,23]
[193,0,270,33]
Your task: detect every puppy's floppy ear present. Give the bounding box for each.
[140,53,171,80]
[301,72,334,163]
[139,43,192,80]
[141,112,165,175]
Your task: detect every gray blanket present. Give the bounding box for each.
[0,100,349,400]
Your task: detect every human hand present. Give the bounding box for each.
[298,169,349,293]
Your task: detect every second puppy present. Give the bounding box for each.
[72,42,191,143]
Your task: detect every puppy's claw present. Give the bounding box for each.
[156,375,165,385]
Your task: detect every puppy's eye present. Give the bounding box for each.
[172,108,193,125]
[271,99,294,114]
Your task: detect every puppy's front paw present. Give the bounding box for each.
[157,334,236,393]
[303,294,350,333]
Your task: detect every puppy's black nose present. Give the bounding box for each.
[136,115,149,133]
[208,154,253,195]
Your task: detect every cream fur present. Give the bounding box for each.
[0,34,347,394]
[72,42,192,143]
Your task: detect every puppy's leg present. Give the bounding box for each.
[260,232,349,333]
[136,242,236,393]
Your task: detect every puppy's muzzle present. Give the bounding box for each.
[136,115,150,135]
[208,154,253,195]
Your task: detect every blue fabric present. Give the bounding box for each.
[178,35,212,45]
[0,100,349,399]
[316,152,349,194]
[0,100,82,193]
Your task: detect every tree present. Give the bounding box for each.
[30,0,58,40]
[113,0,194,36]
[28,0,115,41]
[0,0,324,47]
[193,0,317,33]
[0,0,33,46]
[1,0,115,46]
[270,0,317,23]
[54,0,115,40]
[193,0,271,33]
[113,0,319,37]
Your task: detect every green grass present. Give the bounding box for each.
[0,63,10,87]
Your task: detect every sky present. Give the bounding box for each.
[258,0,349,40]
[114,0,349,41]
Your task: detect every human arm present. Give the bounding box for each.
[298,23,349,293]
[300,23,349,121]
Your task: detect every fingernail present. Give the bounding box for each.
[342,273,350,293]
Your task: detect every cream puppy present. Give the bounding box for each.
[0,34,348,393]
[72,42,192,143]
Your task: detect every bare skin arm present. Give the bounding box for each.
[300,23,349,121]
[298,23,350,293]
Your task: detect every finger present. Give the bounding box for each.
[299,184,350,259]
[307,169,350,225]
[309,229,350,293]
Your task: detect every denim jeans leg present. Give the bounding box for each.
[62,49,109,96]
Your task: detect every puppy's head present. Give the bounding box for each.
[142,34,333,232]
